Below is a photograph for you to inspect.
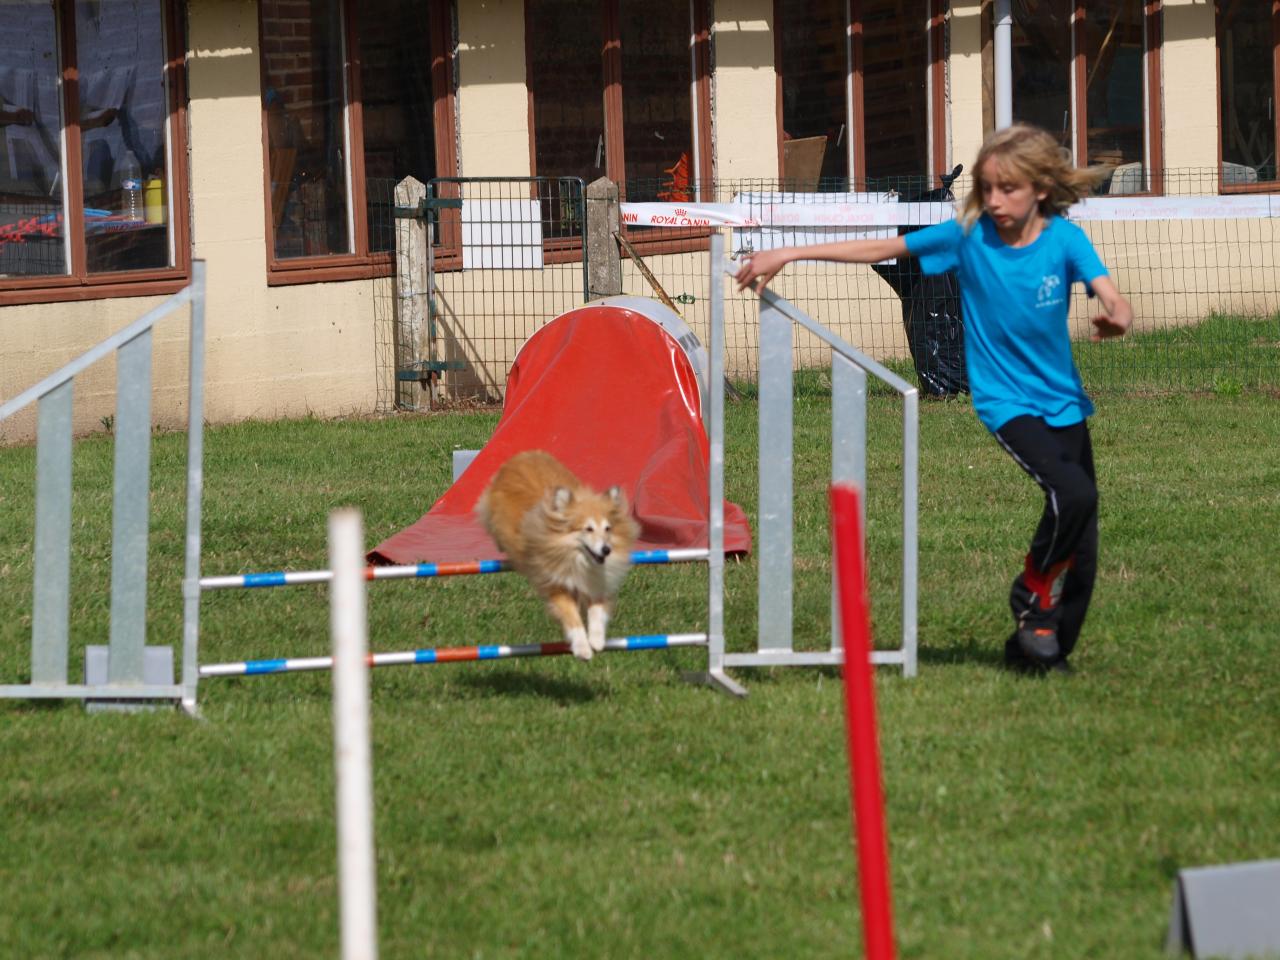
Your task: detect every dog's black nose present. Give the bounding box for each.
[600,544,611,557]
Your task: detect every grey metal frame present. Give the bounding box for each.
[0,262,207,713]
[703,236,918,687]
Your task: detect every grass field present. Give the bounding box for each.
[2,343,1279,957]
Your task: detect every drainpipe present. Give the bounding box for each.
[994,0,1013,130]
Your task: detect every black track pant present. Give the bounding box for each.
[992,416,1098,659]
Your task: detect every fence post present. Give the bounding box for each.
[394,175,428,409]
[585,176,622,299]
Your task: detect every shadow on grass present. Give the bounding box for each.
[2,699,77,716]
[454,668,602,705]
[916,637,1006,670]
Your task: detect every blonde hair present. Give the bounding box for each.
[959,123,1110,229]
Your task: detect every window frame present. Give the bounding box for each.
[1069,0,1165,195]
[0,0,192,307]
[524,0,714,259]
[1216,0,1280,194]
[259,0,459,286]
[992,0,1165,196]
[774,0,950,190]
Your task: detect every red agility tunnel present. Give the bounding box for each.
[369,297,752,565]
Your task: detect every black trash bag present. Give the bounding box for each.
[870,165,969,397]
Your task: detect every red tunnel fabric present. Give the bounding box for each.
[368,302,753,564]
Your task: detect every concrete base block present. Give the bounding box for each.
[452,449,479,481]
[83,644,174,713]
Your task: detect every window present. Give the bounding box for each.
[1008,0,1163,195]
[259,0,456,281]
[0,0,189,305]
[1218,1,1279,188]
[776,0,947,190]
[526,0,712,203]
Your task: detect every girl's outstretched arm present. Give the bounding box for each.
[1088,276,1134,341]
[733,235,912,293]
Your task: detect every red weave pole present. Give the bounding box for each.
[830,483,897,960]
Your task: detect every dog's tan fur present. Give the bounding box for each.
[477,450,640,660]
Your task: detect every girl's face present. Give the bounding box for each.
[979,156,1048,236]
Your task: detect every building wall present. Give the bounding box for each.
[456,0,531,177]
[711,0,778,181]
[1160,0,1219,171]
[0,0,1265,442]
[947,0,987,173]
[186,0,378,427]
[1,0,380,443]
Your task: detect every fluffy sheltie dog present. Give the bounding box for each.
[477,450,640,661]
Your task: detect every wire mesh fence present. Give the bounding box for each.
[380,170,1280,407]
[374,176,589,412]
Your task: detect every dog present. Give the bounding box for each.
[476,450,640,661]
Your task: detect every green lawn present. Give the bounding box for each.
[1,347,1278,957]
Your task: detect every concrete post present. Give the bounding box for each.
[585,176,622,299]
[394,176,428,409]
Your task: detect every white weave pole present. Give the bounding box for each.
[330,508,378,960]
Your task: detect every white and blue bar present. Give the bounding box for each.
[199,632,709,678]
[199,547,709,591]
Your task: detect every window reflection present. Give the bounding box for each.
[77,0,173,273]
[863,0,930,185]
[619,0,693,199]
[528,0,605,189]
[357,0,438,253]
[1219,3,1276,184]
[1084,0,1146,191]
[1012,0,1073,148]
[0,2,67,278]
[261,0,351,260]
[778,0,848,190]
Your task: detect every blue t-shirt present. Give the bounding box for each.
[904,213,1107,432]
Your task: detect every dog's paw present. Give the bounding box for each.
[587,606,608,652]
[568,627,592,661]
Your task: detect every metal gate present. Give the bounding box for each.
[386,176,588,411]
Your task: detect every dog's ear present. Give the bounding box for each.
[606,485,628,511]
[550,486,573,513]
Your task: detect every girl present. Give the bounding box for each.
[734,123,1133,673]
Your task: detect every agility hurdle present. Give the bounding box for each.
[196,548,715,679]
[709,234,919,682]
[0,263,207,714]
[193,288,734,694]
[1,240,913,711]
[195,235,914,699]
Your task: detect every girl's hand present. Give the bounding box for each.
[733,250,789,292]
[1090,313,1130,341]
[1087,276,1133,341]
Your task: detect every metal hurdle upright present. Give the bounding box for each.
[0,263,207,714]
[707,235,919,682]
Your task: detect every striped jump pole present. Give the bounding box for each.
[200,633,709,678]
[199,548,710,591]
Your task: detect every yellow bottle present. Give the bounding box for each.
[144,177,166,224]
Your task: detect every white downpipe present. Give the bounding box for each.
[994,0,1013,130]
[331,509,378,960]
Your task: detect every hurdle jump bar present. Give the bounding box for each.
[200,632,709,677]
[199,548,710,591]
